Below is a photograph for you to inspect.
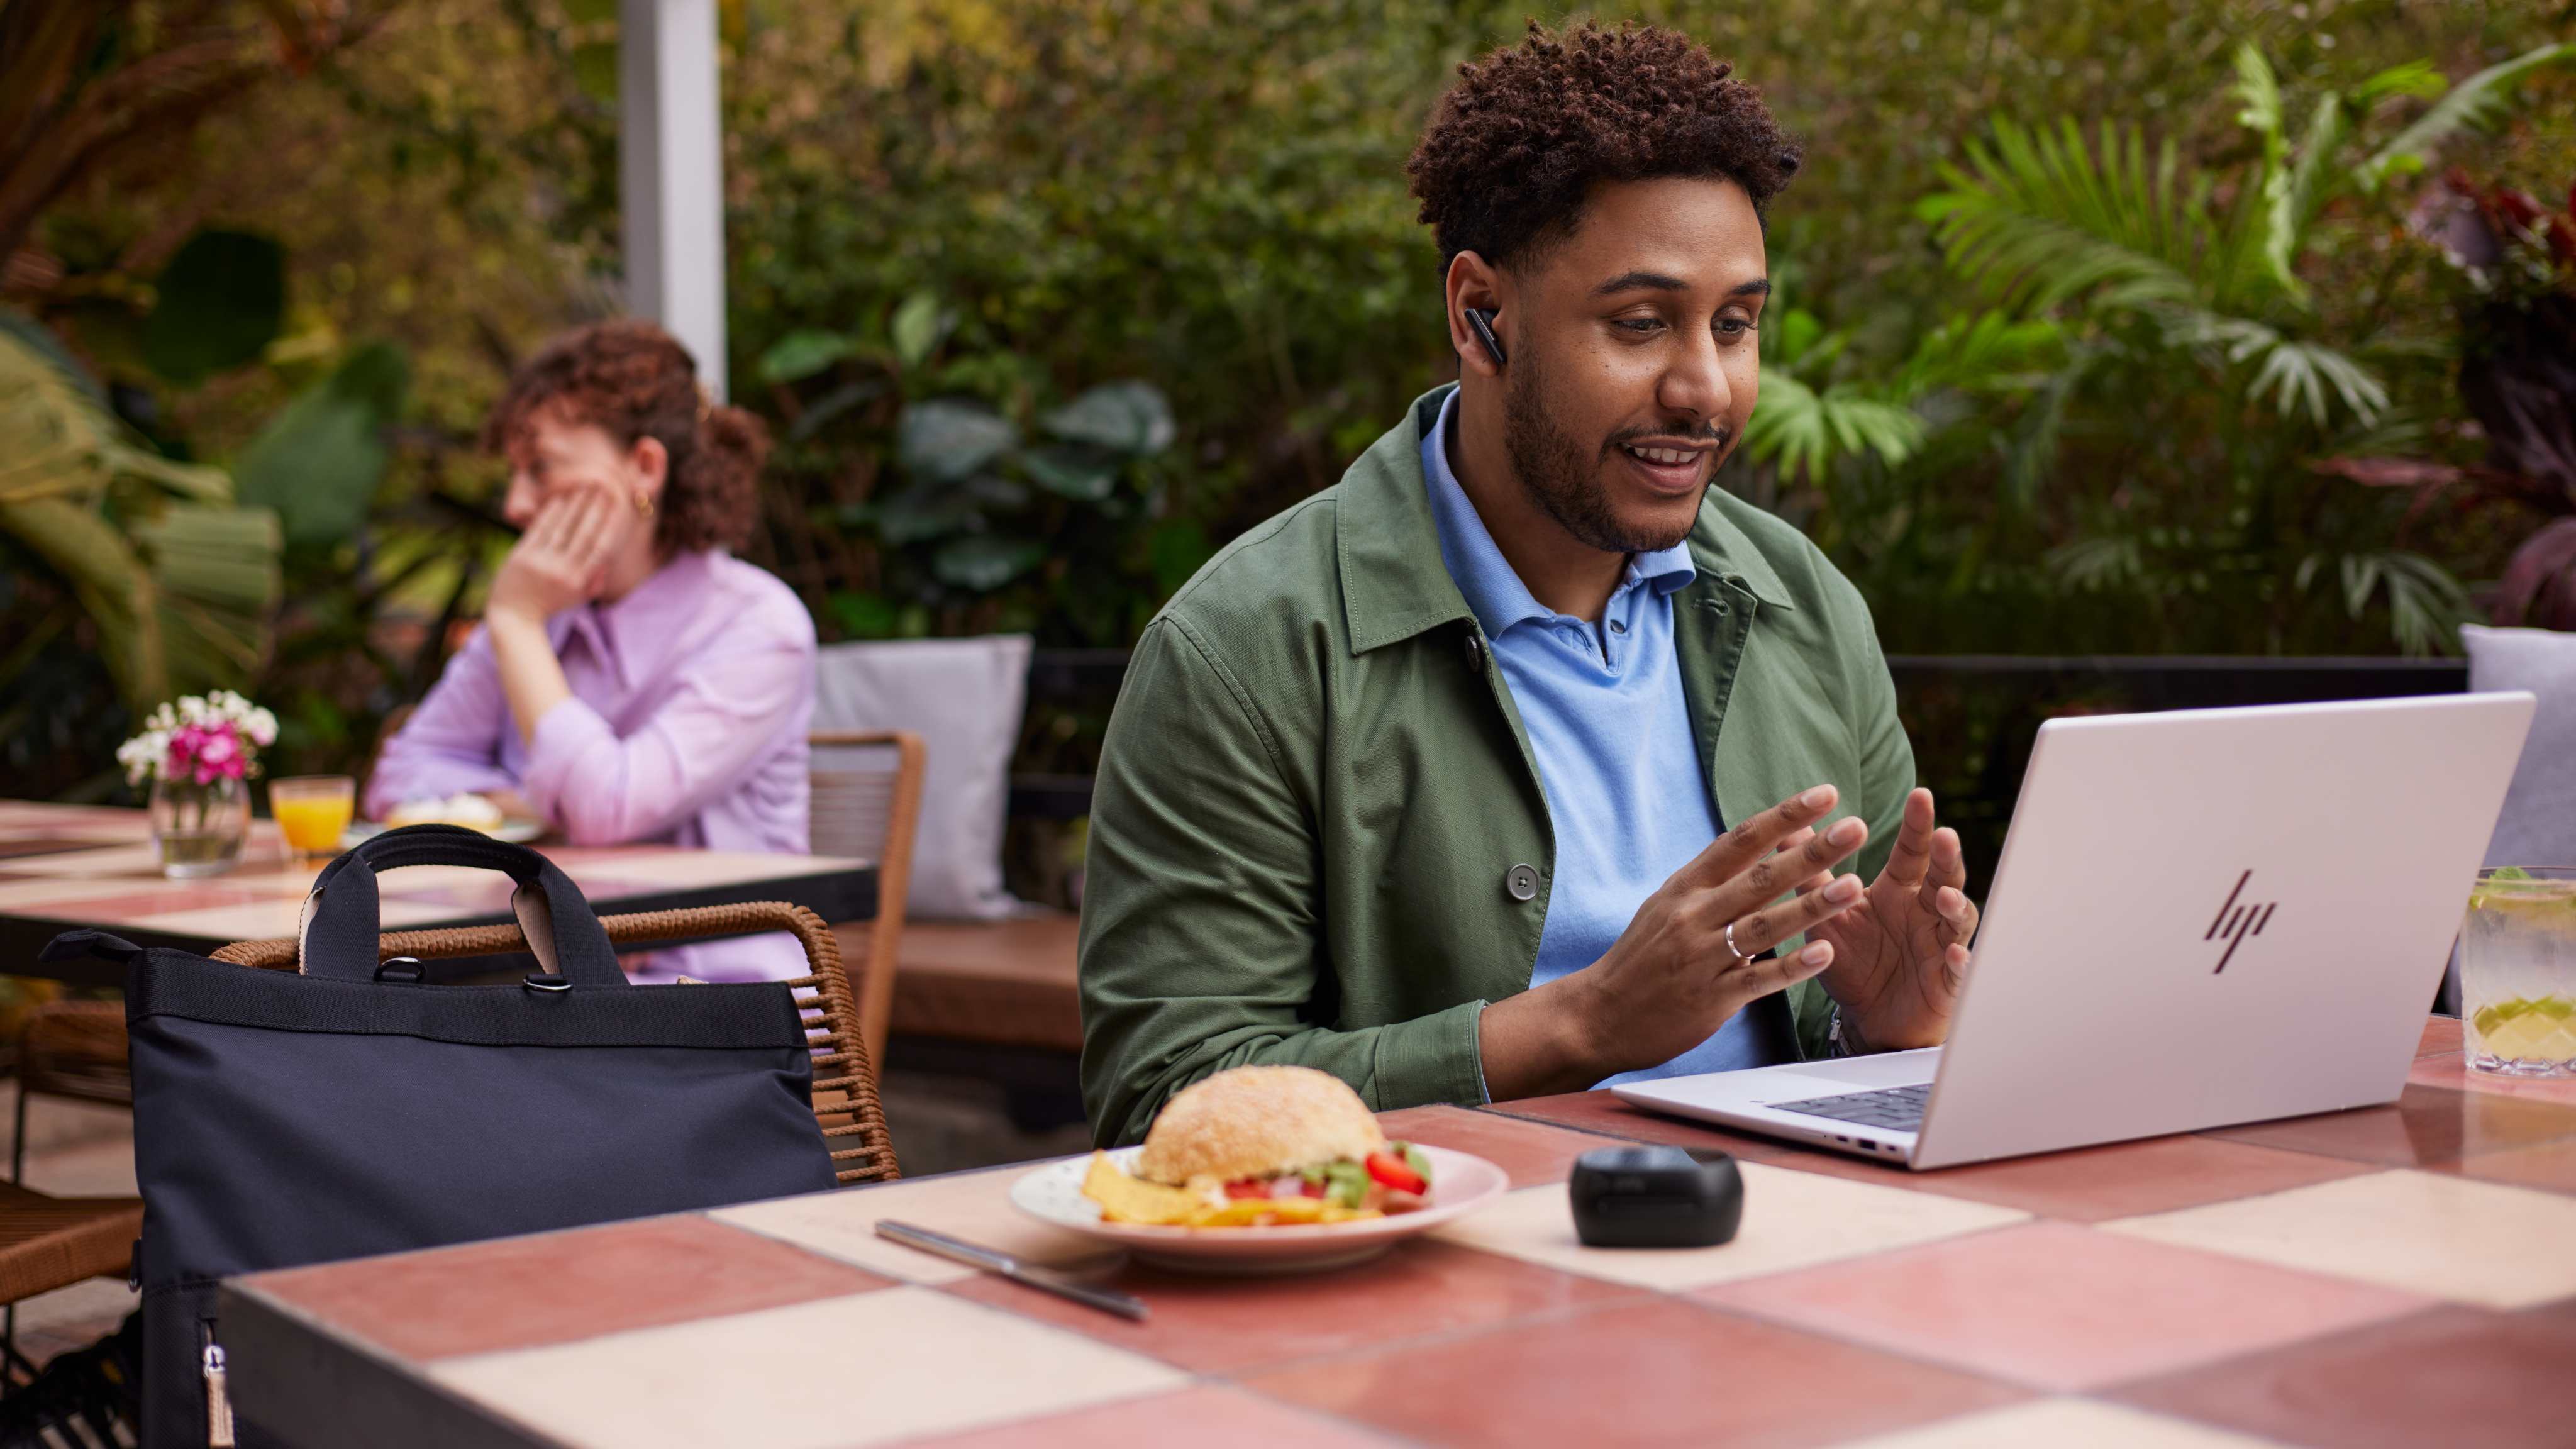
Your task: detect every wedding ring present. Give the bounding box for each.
[1723,918,1748,962]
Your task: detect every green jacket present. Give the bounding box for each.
[1079,386,1914,1146]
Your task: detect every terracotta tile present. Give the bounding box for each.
[247,1214,894,1361]
[17,882,297,919]
[901,1385,1399,1448]
[2104,1169,2576,1309]
[0,877,158,909]
[2202,1083,2576,1168]
[943,1238,1636,1375]
[1433,1168,2026,1292]
[429,1285,1187,1449]
[1246,1297,2024,1449]
[1380,1105,1623,1186]
[2417,1016,2463,1057]
[2114,1304,2576,1449]
[130,894,479,939]
[1841,1399,2285,1448]
[2449,1136,2576,1196]
[1699,1221,2428,1392]
[713,1163,1114,1285]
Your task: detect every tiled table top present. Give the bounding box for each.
[223,1016,2576,1449]
[0,801,875,984]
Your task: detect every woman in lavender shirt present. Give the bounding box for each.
[367,320,816,980]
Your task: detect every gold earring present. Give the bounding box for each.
[632,489,656,518]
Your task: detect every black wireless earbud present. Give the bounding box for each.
[1465,307,1508,369]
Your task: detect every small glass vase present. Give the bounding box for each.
[150,775,249,879]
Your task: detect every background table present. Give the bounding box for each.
[0,801,876,986]
[223,1016,2576,1449]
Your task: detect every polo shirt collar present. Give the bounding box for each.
[1418,389,1696,640]
[1337,386,1794,655]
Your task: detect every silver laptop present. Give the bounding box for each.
[1613,692,2536,1170]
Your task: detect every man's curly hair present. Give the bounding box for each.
[1407,20,1802,273]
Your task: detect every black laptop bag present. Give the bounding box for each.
[43,825,838,1448]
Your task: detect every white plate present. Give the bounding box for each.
[1009,1143,1509,1274]
[341,818,544,847]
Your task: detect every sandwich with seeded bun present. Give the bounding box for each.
[1137,1065,1385,1184]
[1080,1065,1436,1228]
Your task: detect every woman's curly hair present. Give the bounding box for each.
[484,319,769,554]
[1406,19,1802,273]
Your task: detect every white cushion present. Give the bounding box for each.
[2465,623,2576,868]
[813,635,1033,920]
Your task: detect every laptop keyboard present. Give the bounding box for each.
[1771,1082,1930,1133]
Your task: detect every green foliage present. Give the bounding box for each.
[235,342,411,546]
[1857,36,2573,653]
[140,231,288,387]
[760,288,1178,633]
[0,322,282,707]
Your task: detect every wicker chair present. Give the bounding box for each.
[211,901,898,1185]
[1,1005,147,1383]
[11,1004,131,1185]
[806,730,926,1077]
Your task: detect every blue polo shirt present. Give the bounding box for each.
[1423,392,1775,1091]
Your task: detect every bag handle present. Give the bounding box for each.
[297,825,626,987]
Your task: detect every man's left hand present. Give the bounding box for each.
[1799,788,1979,1050]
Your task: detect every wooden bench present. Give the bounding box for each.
[881,914,1084,1053]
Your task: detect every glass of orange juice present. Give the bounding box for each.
[269,775,355,859]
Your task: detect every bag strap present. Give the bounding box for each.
[297,825,626,987]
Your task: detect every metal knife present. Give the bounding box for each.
[874,1219,1149,1322]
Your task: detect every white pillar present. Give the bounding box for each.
[619,0,728,399]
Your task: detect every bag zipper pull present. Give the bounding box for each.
[203,1341,236,1447]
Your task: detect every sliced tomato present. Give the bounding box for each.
[1223,1179,1271,1200]
[1365,1151,1426,1195]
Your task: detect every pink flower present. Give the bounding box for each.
[194,725,243,784]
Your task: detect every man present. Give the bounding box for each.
[1080,21,1980,1146]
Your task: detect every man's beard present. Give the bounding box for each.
[1501,348,1713,555]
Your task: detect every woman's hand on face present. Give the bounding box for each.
[487,487,621,626]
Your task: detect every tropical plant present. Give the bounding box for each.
[2316,170,2576,630]
[753,292,1182,643]
[0,319,282,708]
[1906,40,2574,653]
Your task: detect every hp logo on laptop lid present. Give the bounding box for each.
[2207,869,2279,974]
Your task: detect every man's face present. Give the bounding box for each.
[1499,175,1769,553]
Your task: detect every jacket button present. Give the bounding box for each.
[1463,630,1485,673]
[1506,863,1539,901]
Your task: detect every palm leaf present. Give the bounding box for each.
[2262,94,2349,303]
[0,326,275,704]
[2231,43,2284,157]
[2351,59,2446,107]
[1890,310,2065,399]
[0,330,230,506]
[2047,535,2145,591]
[1918,118,2210,316]
[2321,550,2474,655]
[0,495,165,702]
[2248,337,2390,427]
[2360,42,2576,190]
[1745,374,1926,483]
[131,506,284,689]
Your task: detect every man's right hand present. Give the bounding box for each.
[1477,783,1871,1099]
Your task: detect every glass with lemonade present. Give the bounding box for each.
[269,775,356,860]
[2462,867,2576,1077]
